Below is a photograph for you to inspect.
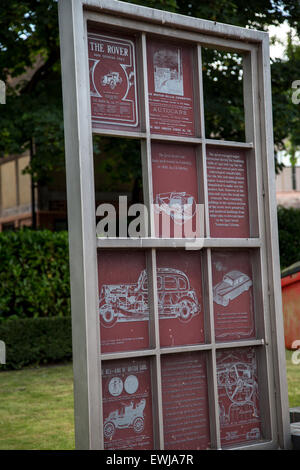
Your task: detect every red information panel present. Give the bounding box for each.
[216,347,262,447]
[161,352,210,449]
[102,358,154,450]
[151,142,199,238]
[207,147,250,238]
[88,28,139,131]
[98,251,149,353]
[147,39,195,136]
[211,251,255,342]
[157,251,205,347]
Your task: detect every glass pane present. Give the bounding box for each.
[216,347,262,447]
[147,38,195,136]
[98,251,150,353]
[88,23,140,131]
[212,250,256,342]
[93,136,143,237]
[102,358,154,450]
[161,352,210,450]
[157,251,205,347]
[207,146,250,238]
[202,48,245,142]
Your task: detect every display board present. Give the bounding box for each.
[216,347,261,447]
[59,0,290,452]
[88,29,139,131]
[207,147,250,238]
[102,357,154,449]
[151,142,199,238]
[161,352,210,449]
[147,40,195,136]
[98,251,149,353]
[211,251,255,342]
[156,251,205,347]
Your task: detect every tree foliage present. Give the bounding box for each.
[0,0,63,183]
[0,0,299,185]
[278,206,300,269]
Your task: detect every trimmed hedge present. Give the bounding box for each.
[277,206,300,269]
[0,317,72,370]
[0,229,70,321]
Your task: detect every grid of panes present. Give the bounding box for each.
[87,14,275,450]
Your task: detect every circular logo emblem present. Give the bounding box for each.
[124,375,139,394]
[108,377,123,397]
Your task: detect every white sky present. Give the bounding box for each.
[268,21,300,60]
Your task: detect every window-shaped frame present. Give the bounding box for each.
[58,0,291,450]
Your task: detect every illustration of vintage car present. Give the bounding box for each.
[154,192,196,224]
[104,399,146,438]
[101,71,122,89]
[217,357,259,426]
[99,267,200,327]
[213,270,252,307]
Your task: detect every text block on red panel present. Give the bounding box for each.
[151,142,200,238]
[98,251,149,353]
[207,147,250,238]
[211,251,255,342]
[161,352,210,450]
[102,358,154,450]
[157,251,205,348]
[147,40,195,136]
[216,347,262,447]
[88,28,139,131]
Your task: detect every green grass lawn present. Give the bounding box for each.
[0,351,299,450]
[0,363,75,450]
[285,349,300,408]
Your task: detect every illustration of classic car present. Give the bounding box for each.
[154,192,196,224]
[213,270,252,307]
[217,356,259,426]
[101,71,122,89]
[104,399,146,438]
[99,268,200,327]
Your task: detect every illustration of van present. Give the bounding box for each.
[99,268,200,327]
[101,71,122,90]
[213,270,252,307]
[104,399,146,438]
[154,192,196,224]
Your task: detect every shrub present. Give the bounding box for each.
[0,317,72,370]
[277,206,300,270]
[0,229,70,321]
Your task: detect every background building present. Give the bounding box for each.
[0,153,67,231]
[276,166,300,209]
